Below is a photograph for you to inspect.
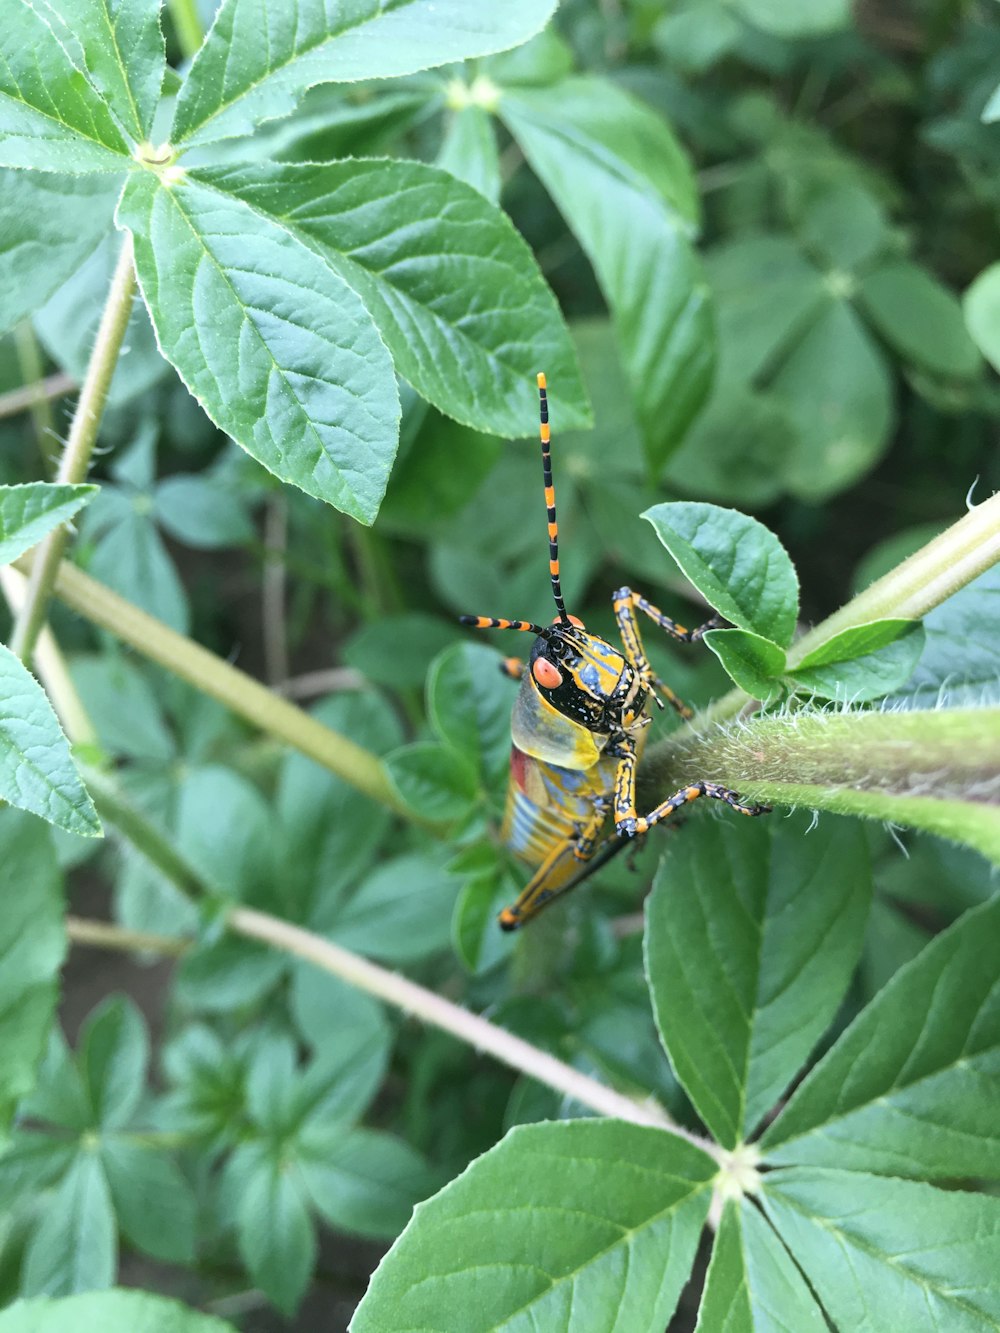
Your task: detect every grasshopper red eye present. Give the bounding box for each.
[532,658,563,688]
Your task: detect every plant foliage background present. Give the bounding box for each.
[0,0,999,1329]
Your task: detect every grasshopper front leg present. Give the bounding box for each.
[613,586,722,719]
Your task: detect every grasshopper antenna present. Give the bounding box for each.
[536,373,571,625]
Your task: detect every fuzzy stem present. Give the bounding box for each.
[66,916,190,956]
[10,235,136,664]
[229,906,708,1145]
[15,554,410,818]
[640,707,1000,861]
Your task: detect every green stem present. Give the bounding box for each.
[17,553,411,817]
[10,234,136,665]
[686,491,1000,732]
[640,707,1000,862]
[13,322,57,468]
[66,915,190,956]
[166,0,204,59]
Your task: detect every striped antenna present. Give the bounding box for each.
[458,616,547,634]
[537,372,570,624]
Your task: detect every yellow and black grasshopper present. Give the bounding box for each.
[461,373,769,930]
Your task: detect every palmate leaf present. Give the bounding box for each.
[761,892,1000,1179]
[117,171,400,524]
[761,1169,1000,1330]
[500,78,710,470]
[645,813,871,1146]
[172,0,559,148]
[0,1,132,171]
[193,158,590,436]
[350,1120,716,1333]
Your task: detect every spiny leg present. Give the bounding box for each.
[613,586,723,718]
[611,735,769,838]
[499,795,611,931]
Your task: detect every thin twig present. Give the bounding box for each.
[275,667,367,699]
[0,371,75,422]
[66,916,190,957]
[10,233,136,664]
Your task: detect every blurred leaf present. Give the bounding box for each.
[298,1125,433,1238]
[0,484,96,567]
[0,1291,237,1332]
[646,812,871,1145]
[789,619,926,702]
[100,1140,196,1263]
[889,564,1000,709]
[172,0,559,147]
[333,851,459,964]
[653,4,742,75]
[772,297,894,501]
[22,1152,115,1296]
[859,260,981,380]
[427,642,514,787]
[385,742,479,823]
[732,0,850,38]
[118,172,400,524]
[79,999,148,1130]
[437,105,501,202]
[201,158,590,435]
[763,892,1000,1178]
[153,475,254,549]
[87,509,189,634]
[702,627,786,700]
[0,645,100,836]
[0,174,116,335]
[501,78,710,468]
[795,180,889,272]
[643,501,799,645]
[694,1201,827,1332]
[352,1120,715,1333]
[761,1169,1000,1328]
[964,261,1000,373]
[451,863,517,974]
[69,655,174,764]
[236,1157,315,1316]
[289,965,390,1119]
[0,813,65,1131]
[175,766,274,902]
[342,614,461,689]
[0,4,131,171]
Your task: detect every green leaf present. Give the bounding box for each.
[153,475,254,549]
[49,0,166,142]
[731,0,850,37]
[438,105,501,203]
[964,261,1000,373]
[702,627,786,701]
[298,1125,432,1239]
[289,965,390,1123]
[0,1291,237,1333]
[428,643,514,786]
[384,742,479,822]
[859,260,982,380]
[0,172,117,334]
[706,234,827,387]
[22,1151,115,1296]
[69,655,174,764]
[87,509,189,634]
[351,1120,716,1333]
[0,484,96,566]
[196,158,589,436]
[788,619,925,702]
[79,998,148,1130]
[891,563,1000,709]
[343,614,460,690]
[643,501,799,646]
[762,892,1000,1178]
[0,813,66,1131]
[795,180,889,272]
[237,1157,315,1316]
[694,1201,827,1333]
[500,78,710,468]
[117,171,400,524]
[761,1168,1000,1329]
[0,2,132,171]
[333,851,458,964]
[0,644,100,837]
[100,1140,196,1263]
[771,297,894,502]
[645,812,871,1146]
[172,0,558,148]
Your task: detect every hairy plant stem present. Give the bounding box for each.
[10,234,136,665]
[14,554,410,818]
[687,491,1000,733]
